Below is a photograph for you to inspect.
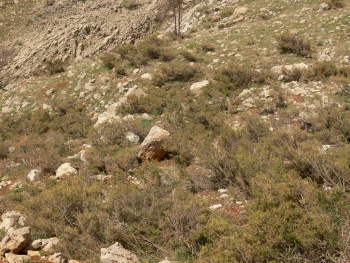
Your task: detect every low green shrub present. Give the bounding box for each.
[122,0,141,10]
[277,33,312,58]
[45,59,66,75]
[153,61,200,86]
[200,41,215,52]
[215,64,253,90]
[0,45,13,67]
[327,0,345,9]
[100,53,118,69]
[180,50,199,62]
[219,7,235,18]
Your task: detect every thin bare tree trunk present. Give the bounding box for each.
[173,7,177,35]
[178,4,181,36]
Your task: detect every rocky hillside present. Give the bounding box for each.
[0,0,350,262]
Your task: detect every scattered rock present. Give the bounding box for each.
[27,250,40,257]
[24,237,59,252]
[48,253,68,263]
[8,147,15,153]
[319,2,330,11]
[45,88,55,97]
[138,126,171,161]
[94,86,146,128]
[100,242,140,263]
[141,73,152,80]
[125,132,140,144]
[27,169,41,182]
[5,253,30,263]
[90,175,113,182]
[220,194,229,199]
[55,163,77,179]
[209,204,223,210]
[127,176,144,189]
[271,63,309,75]
[0,211,25,234]
[190,80,209,95]
[0,227,31,255]
[234,7,248,17]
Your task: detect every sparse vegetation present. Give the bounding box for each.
[327,0,345,9]
[1,0,350,262]
[0,45,13,67]
[277,33,312,57]
[122,0,141,10]
[219,7,234,18]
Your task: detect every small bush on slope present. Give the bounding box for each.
[277,33,312,58]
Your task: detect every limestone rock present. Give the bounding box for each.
[271,63,309,75]
[234,7,248,17]
[24,237,59,252]
[5,253,30,263]
[125,132,140,144]
[48,253,68,263]
[94,111,122,129]
[100,242,140,263]
[27,250,40,257]
[141,73,152,80]
[27,169,41,182]
[190,80,209,95]
[90,175,113,182]
[209,204,223,210]
[121,86,147,104]
[55,163,77,179]
[138,126,171,161]
[0,211,25,233]
[0,227,31,255]
[94,86,146,129]
[319,2,330,11]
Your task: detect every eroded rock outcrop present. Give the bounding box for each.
[0,227,31,255]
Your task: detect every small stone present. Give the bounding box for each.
[125,132,140,144]
[45,88,55,97]
[190,80,209,95]
[48,253,68,263]
[27,250,40,257]
[27,169,41,182]
[209,204,223,210]
[141,73,152,80]
[55,163,77,179]
[5,253,30,263]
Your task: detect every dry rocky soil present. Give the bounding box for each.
[0,0,349,262]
